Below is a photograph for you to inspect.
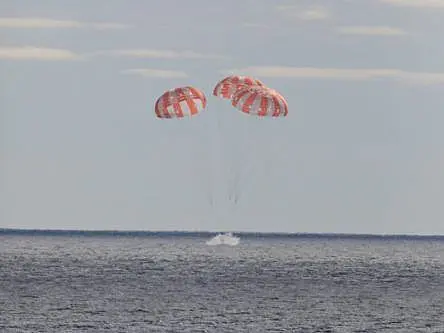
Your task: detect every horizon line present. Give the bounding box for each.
[0,228,443,239]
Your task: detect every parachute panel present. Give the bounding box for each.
[155,86,207,119]
[231,86,288,117]
[213,75,265,100]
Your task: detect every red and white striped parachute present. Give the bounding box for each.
[152,77,288,224]
[231,86,288,117]
[213,75,265,100]
[155,86,207,119]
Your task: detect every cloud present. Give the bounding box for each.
[0,46,224,63]
[0,46,81,60]
[379,0,444,7]
[121,69,188,78]
[277,5,330,21]
[220,66,444,85]
[337,26,407,36]
[0,17,130,30]
[99,49,226,60]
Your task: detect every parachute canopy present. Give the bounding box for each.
[155,86,207,119]
[213,75,265,100]
[231,86,288,117]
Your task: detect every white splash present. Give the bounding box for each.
[205,232,240,246]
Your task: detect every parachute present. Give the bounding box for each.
[213,75,265,100]
[152,78,288,229]
[231,86,288,117]
[155,86,207,119]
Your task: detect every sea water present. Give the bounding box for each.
[0,230,443,332]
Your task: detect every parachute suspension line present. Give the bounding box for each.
[218,106,234,223]
[253,120,275,197]
[262,118,282,183]
[226,113,238,206]
[210,75,289,224]
[234,118,258,205]
[209,104,246,224]
[209,103,228,227]
[260,118,286,203]
[211,75,267,222]
[180,120,210,218]
[201,114,215,211]
[234,116,278,210]
[223,112,243,218]
[227,115,256,219]
[154,86,209,219]
[230,116,250,205]
[207,105,219,222]
[226,143,242,220]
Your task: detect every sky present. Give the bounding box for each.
[1,0,444,234]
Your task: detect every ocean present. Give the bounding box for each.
[0,230,443,332]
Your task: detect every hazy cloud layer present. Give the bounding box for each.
[0,46,81,60]
[121,68,188,78]
[379,0,444,8]
[97,49,226,60]
[337,26,407,36]
[0,17,130,30]
[276,5,331,21]
[221,67,444,85]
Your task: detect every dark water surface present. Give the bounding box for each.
[0,231,443,332]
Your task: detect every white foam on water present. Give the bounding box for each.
[205,232,240,246]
